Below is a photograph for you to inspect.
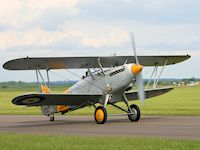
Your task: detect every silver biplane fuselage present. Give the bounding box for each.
[68,64,138,104]
[69,64,134,99]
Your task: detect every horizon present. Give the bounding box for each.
[1,77,199,83]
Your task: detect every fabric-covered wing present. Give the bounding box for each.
[12,93,101,106]
[125,87,173,101]
[3,55,190,70]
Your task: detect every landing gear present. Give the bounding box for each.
[128,104,140,122]
[122,94,141,122]
[93,94,141,124]
[50,115,55,122]
[94,106,107,124]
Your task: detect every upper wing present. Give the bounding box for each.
[3,55,190,70]
[12,93,101,106]
[125,87,173,101]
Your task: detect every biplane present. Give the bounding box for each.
[3,38,190,124]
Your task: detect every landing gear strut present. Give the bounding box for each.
[122,94,141,122]
[94,106,107,124]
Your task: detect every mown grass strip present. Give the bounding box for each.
[0,133,200,150]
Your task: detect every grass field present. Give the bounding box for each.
[0,134,200,150]
[0,86,200,115]
[0,86,200,149]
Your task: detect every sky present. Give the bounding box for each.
[0,0,200,82]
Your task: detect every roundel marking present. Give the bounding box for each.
[21,97,41,104]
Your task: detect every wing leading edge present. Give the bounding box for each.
[4,55,190,70]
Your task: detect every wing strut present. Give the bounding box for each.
[35,69,40,92]
[35,67,51,93]
[153,59,168,88]
[46,69,50,85]
[87,68,95,80]
[97,58,105,75]
[146,59,168,89]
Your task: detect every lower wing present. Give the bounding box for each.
[12,87,173,106]
[12,93,101,106]
[125,87,173,101]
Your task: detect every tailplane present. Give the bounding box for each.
[40,84,70,117]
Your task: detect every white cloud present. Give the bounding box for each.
[0,27,63,50]
[79,0,176,13]
[0,25,130,51]
[120,0,174,10]
[0,0,80,28]
[80,29,128,48]
[25,0,80,16]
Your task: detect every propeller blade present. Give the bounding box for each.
[136,72,146,104]
[130,33,145,104]
[130,33,139,65]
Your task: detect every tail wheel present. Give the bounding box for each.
[50,116,55,122]
[94,106,107,124]
[128,104,140,122]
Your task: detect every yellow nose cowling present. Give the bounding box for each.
[131,64,143,75]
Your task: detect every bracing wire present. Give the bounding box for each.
[65,69,105,91]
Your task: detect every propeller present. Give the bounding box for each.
[130,33,146,104]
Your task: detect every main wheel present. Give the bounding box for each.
[50,116,55,122]
[128,104,140,122]
[94,106,107,124]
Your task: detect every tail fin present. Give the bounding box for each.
[40,85,71,115]
[41,84,50,93]
[64,89,70,94]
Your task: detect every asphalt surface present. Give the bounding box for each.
[0,115,200,140]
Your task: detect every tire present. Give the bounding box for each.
[50,116,55,122]
[128,104,140,122]
[94,106,107,124]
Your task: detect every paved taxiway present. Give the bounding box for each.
[0,115,200,140]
